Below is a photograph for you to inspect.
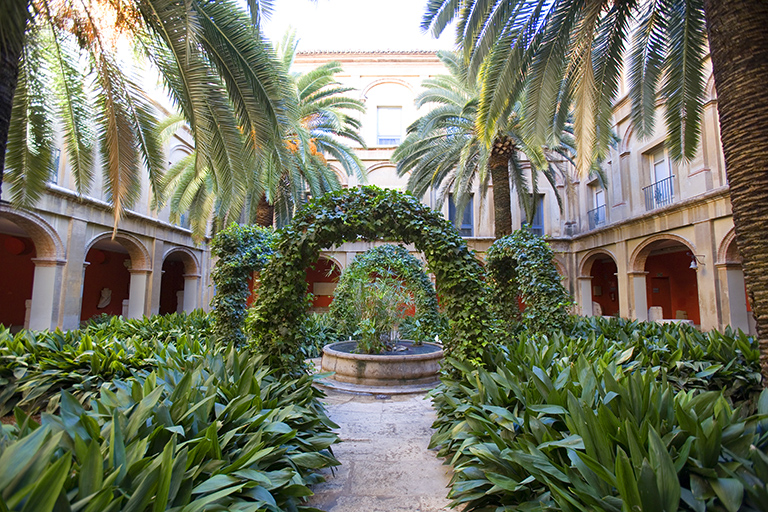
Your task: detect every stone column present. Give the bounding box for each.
[182,273,201,312]
[628,271,649,321]
[29,258,65,331]
[716,263,750,333]
[127,269,150,319]
[577,276,593,317]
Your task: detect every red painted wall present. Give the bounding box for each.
[0,234,35,329]
[645,251,701,325]
[590,259,619,316]
[159,259,185,314]
[306,259,340,309]
[81,249,131,321]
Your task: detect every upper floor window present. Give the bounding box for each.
[49,148,61,185]
[643,147,675,210]
[522,195,545,236]
[377,106,402,145]
[448,193,473,237]
[588,187,606,229]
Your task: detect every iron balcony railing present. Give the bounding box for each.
[587,204,606,230]
[643,175,675,211]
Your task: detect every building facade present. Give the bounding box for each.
[0,49,754,335]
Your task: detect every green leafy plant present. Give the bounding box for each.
[429,318,764,512]
[210,223,276,344]
[329,244,444,347]
[486,229,572,333]
[298,313,338,359]
[0,339,339,511]
[247,186,495,373]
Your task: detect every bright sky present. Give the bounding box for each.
[262,0,458,52]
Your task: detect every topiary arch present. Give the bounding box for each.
[246,186,495,372]
[486,229,572,333]
[329,244,444,344]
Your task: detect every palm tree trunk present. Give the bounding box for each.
[0,3,27,197]
[489,137,514,239]
[255,193,274,227]
[703,0,768,383]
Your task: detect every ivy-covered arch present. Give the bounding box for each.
[330,244,444,344]
[486,229,572,333]
[247,186,494,371]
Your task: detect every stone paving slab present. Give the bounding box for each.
[306,389,453,512]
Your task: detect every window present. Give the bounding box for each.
[522,195,545,236]
[588,188,606,229]
[643,147,675,210]
[377,106,402,145]
[49,148,61,184]
[448,194,473,237]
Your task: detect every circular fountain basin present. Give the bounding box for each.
[320,341,443,387]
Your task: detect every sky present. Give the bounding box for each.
[261,0,458,52]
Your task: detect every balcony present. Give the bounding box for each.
[643,175,675,211]
[587,204,606,230]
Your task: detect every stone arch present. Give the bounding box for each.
[578,249,621,317]
[0,206,64,261]
[329,164,348,187]
[361,78,415,98]
[365,162,408,190]
[82,231,151,320]
[619,124,636,155]
[579,248,619,277]
[0,207,65,330]
[630,233,696,272]
[717,228,741,265]
[248,186,494,370]
[162,246,200,275]
[705,71,718,102]
[160,247,201,314]
[85,231,152,271]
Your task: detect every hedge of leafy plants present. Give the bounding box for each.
[329,244,445,347]
[486,229,571,334]
[210,223,276,344]
[430,316,765,512]
[0,316,339,512]
[247,186,495,372]
[0,311,214,416]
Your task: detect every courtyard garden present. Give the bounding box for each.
[0,186,766,511]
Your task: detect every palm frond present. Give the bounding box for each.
[629,0,668,139]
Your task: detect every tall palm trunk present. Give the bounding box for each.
[255,193,274,227]
[0,2,27,197]
[489,136,514,239]
[703,0,768,382]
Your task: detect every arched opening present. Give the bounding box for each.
[580,252,620,317]
[81,240,132,321]
[0,219,36,331]
[160,248,200,314]
[306,257,341,312]
[82,233,151,322]
[633,237,701,325]
[0,208,63,331]
[717,230,754,334]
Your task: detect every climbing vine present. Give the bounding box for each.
[486,229,571,333]
[210,223,276,344]
[330,244,445,345]
[246,186,494,372]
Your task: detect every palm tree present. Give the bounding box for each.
[393,50,572,239]
[160,31,366,237]
[421,0,768,379]
[0,0,291,231]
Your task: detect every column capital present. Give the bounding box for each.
[627,271,649,277]
[31,258,66,267]
[577,275,594,280]
[183,273,201,279]
[715,262,742,270]
[128,268,151,275]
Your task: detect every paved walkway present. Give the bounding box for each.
[307,389,453,512]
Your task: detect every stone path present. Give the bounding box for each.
[307,389,453,512]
